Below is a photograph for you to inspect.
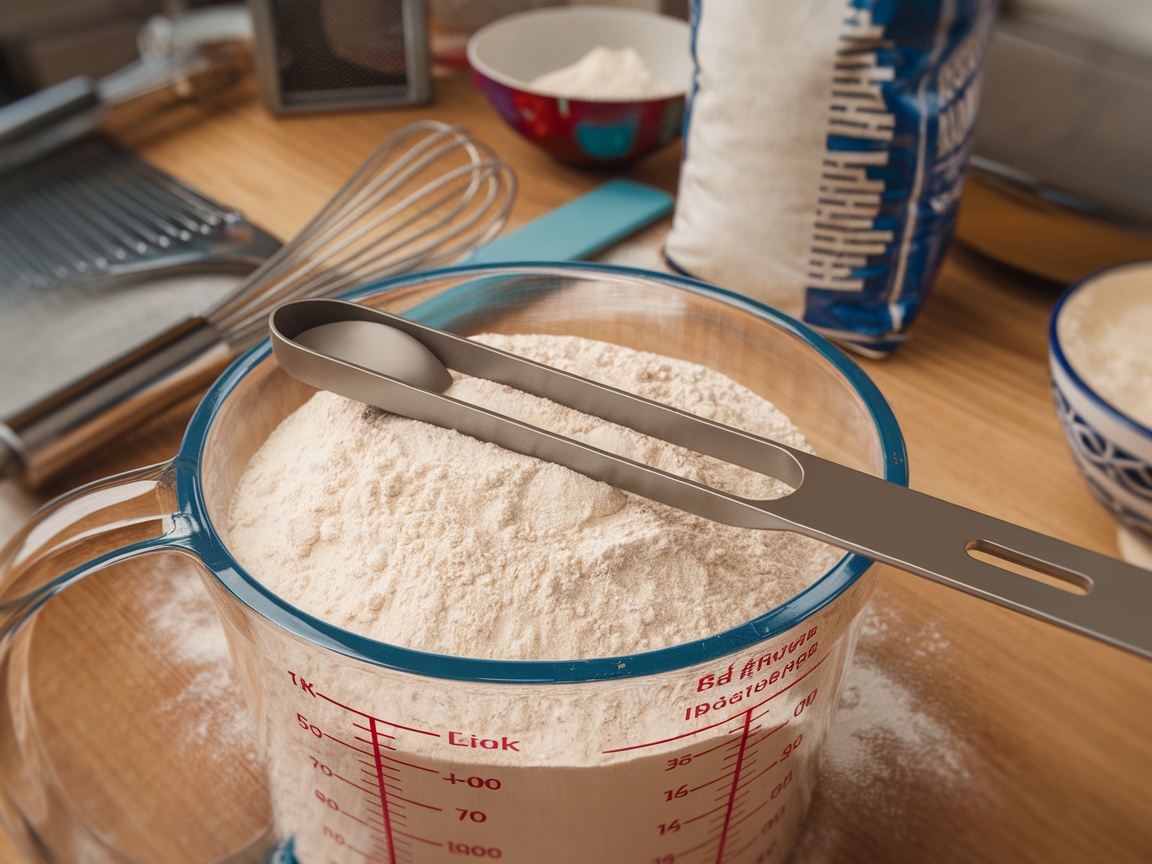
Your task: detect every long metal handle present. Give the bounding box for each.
[770,453,1152,657]
[271,300,1152,660]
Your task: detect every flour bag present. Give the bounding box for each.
[665,0,996,356]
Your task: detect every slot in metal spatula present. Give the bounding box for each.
[269,298,1152,660]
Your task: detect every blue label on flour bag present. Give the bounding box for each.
[803,0,995,355]
[669,0,996,357]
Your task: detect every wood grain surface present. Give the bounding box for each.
[1,70,1149,864]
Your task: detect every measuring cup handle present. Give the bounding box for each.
[0,463,183,622]
[0,462,185,862]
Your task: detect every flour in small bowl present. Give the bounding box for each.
[530,46,677,99]
[1059,271,1152,428]
[227,334,841,661]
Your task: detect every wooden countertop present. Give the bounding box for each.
[1,70,1149,864]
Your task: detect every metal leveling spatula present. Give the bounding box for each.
[269,298,1152,660]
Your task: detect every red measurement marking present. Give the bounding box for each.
[318,691,440,737]
[727,799,768,833]
[745,722,788,750]
[382,755,440,773]
[392,829,444,847]
[723,789,751,810]
[362,769,389,783]
[368,716,399,864]
[684,801,729,825]
[337,770,377,793]
[390,794,442,811]
[713,707,753,864]
[603,654,827,753]
[735,755,760,773]
[690,771,735,793]
[750,703,776,724]
[726,832,767,863]
[354,722,396,740]
[603,712,745,754]
[736,761,778,791]
[694,735,741,759]
[326,733,374,756]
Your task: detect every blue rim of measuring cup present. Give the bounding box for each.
[175,262,908,684]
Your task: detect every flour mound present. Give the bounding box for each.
[530,46,676,100]
[227,334,840,661]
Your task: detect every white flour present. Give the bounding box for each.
[789,602,978,862]
[530,46,676,99]
[137,566,262,759]
[815,605,968,795]
[1059,272,1152,428]
[228,333,841,661]
[223,334,869,864]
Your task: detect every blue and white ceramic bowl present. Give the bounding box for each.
[1049,261,1152,548]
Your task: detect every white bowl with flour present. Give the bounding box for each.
[467,6,691,100]
[1050,259,1152,564]
[467,7,691,163]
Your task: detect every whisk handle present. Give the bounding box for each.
[0,318,231,486]
[0,76,106,174]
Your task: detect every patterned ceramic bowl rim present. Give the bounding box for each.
[1049,259,1152,443]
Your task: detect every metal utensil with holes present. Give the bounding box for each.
[0,137,280,290]
[270,298,1152,660]
[0,122,515,486]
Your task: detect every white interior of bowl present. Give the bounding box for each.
[1056,261,1152,431]
[467,6,692,98]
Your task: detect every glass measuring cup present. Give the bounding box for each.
[0,263,907,864]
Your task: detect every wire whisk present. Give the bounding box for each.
[209,121,515,350]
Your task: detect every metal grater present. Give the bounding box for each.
[0,136,278,292]
[0,136,280,422]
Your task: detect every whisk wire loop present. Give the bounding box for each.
[207,121,514,350]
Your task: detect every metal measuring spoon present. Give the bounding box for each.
[269,298,1152,660]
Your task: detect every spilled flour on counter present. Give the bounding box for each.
[227,334,842,660]
[789,602,980,862]
[135,565,261,763]
[819,615,966,792]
